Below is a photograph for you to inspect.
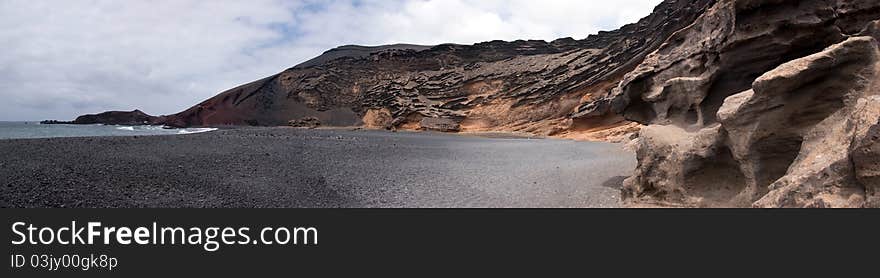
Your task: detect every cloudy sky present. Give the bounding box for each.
[0,0,662,121]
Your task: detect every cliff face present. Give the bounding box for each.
[607,0,880,207]
[159,0,716,141]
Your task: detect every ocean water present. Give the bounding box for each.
[0,122,217,140]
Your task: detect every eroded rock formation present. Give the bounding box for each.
[614,0,880,208]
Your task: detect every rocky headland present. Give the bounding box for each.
[42,110,163,126]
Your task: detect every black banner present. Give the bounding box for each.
[2,209,878,276]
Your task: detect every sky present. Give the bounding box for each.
[0,0,663,121]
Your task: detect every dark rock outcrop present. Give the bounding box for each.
[45,110,162,125]
[288,117,322,129]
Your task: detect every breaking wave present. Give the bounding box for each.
[178,128,218,134]
[114,125,218,135]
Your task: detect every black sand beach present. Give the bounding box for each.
[0,128,635,208]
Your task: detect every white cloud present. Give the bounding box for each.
[0,0,662,120]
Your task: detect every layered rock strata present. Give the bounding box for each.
[65,0,716,143]
[612,0,880,207]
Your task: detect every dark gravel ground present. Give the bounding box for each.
[0,128,635,208]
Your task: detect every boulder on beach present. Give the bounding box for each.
[288,117,322,129]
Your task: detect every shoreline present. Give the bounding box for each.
[0,126,544,142]
[2,121,635,144]
[0,128,635,208]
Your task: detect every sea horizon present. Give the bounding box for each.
[0,121,216,140]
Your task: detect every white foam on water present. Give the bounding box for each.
[116,125,172,132]
[178,128,218,134]
[116,125,217,135]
